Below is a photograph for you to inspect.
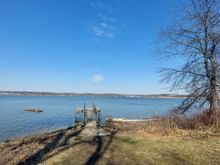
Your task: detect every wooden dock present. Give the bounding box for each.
[74,104,110,141]
[74,103,102,126]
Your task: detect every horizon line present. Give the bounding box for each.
[0,90,185,96]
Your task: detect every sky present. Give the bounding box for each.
[0,0,184,94]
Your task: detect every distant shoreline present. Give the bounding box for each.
[0,91,186,98]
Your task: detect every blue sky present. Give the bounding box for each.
[0,0,183,94]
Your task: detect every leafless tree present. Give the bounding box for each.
[159,0,220,124]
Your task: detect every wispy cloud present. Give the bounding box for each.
[92,26,105,36]
[91,74,104,83]
[89,0,121,38]
[89,0,114,13]
[92,21,116,38]
[92,16,119,38]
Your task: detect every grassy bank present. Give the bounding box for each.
[1,120,220,165]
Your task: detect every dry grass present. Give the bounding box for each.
[41,120,220,165]
[1,118,220,165]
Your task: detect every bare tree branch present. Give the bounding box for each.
[158,0,220,116]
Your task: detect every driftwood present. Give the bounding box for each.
[24,108,43,112]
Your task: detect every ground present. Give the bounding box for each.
[1,120,220,165]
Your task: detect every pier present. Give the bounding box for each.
[74,104,109,141]
[74,103,102,126]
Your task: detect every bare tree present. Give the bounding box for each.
[159,0,220,124]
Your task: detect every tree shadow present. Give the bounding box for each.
[17,124,117,165]
[17,127,83,165]
[84,130,117,165]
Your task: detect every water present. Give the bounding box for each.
[0,95,183,142]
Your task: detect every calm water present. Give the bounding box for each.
[0,95,183,142]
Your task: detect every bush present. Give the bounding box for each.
[161,110,220,130]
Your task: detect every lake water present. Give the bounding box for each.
[0,95,183,142]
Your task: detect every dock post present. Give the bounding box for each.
[83,103,86,125]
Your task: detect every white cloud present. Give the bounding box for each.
[91,74,104,83]
[92,24,116,38]
[92,26,104,36]
[92,26,116,38]
[90,4,120,39]
[92,15,119,38]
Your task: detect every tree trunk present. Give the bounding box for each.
[209,79,218,113]
[208,76,219,125]
[209,47,218,114]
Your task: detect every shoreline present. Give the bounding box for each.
[0,94,186,99]
[0,91,187,98]
[0,118,146,143]
[110,118,145,122]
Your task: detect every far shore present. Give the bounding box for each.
[0,91,187,99]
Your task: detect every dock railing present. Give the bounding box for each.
[74,103,102,126]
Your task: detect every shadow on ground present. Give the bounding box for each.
[84,131,116,165]
[17,125,117,165]
[17,127,83,165]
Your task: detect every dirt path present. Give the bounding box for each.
[78,121,110,141]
